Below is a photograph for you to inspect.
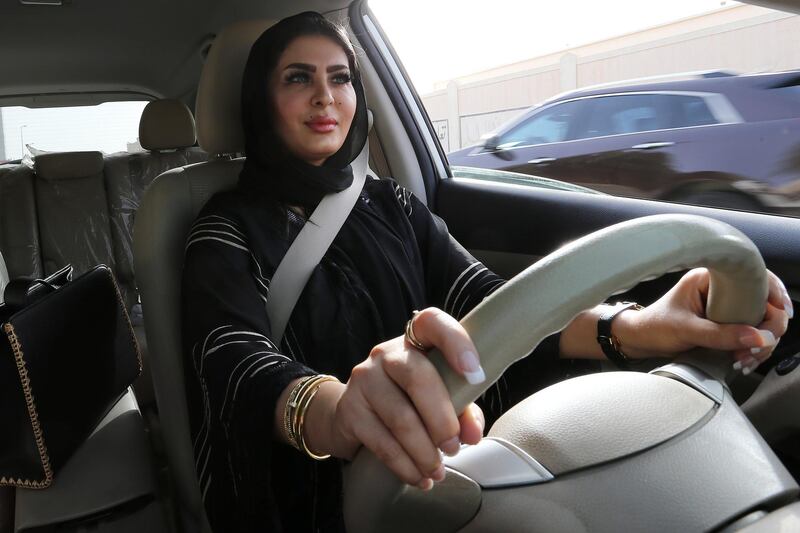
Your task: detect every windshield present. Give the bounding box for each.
[370,0,800,217]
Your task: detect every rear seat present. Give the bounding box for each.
[0,164,43,279]
[0,99,206,408]
[34,151,116,276]
[104,99,206,311]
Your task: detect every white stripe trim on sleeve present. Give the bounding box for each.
[444,262,482,313]
[455,267,489,318]
[186,235,250,253]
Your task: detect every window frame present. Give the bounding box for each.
[496,98,590,149]
[352,0,451,204]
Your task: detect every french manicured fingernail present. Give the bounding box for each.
[743,358,761,375]
[417,478,434,491]
[439,436,461,457]
[783,292,794,319]
[430,464,446,482]
[739,332,760,347]
[740,330,776,348]
[734,356,758,372]
[459,351,486,384]
[474,405,486,433]
[758,329,776,347]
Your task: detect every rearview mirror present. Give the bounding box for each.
[482,134,514,161]
[482,134,501,152]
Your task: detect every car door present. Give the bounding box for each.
[455,98,639,193]
[454,99,588,179]
[453,93,705,201]
[505,92,723,201]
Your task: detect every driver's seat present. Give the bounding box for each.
[133,19,275,532]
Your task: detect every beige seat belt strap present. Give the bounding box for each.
[0,251,8,304]
[266,140,369,343]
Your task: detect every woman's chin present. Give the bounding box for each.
[301,146,343,165]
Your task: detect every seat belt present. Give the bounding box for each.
[266,140,369,343]
[0,251,9,304]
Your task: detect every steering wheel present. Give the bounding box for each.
[342,214,799,532]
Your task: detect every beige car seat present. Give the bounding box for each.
[135,17,379,530]
[133,20,275,532]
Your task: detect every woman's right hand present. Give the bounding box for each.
[302,307,486,490]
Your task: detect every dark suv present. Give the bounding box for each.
[448,71,800,215]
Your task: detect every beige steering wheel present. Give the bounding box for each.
[343,214,768,533]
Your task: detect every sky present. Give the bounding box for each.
[369,0,740,94]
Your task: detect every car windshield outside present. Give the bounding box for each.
[371,0,800,217]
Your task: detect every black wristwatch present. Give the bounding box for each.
[597,302,643,369]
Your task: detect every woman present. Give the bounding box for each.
[182,11,791,532]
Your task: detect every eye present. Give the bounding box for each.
[331,72,352,85]
[284,71,311,84]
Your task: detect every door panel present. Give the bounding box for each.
[458,133,682,201]
[435,176,800,371]
[435,177,800,288]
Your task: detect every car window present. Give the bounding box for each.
[0,101,148,162]
[573,94,668,139]
[671,95,718,127]
[573,94,720,141]
[498,100,585,147]
[371,0,800,218]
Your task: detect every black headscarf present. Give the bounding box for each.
[238,11,369,209]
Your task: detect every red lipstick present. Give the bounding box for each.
[306,116,337,133]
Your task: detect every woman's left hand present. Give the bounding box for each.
[615,268,792,372]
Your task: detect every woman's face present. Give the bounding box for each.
[271,35,357,166]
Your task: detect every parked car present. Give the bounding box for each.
[448,70,800,215]
[1,0,799,532]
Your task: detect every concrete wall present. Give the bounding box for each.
[424,4,800,151]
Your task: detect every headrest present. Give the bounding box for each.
[139,99,197,151]
[35,151,104,181]
[196,19,275,155]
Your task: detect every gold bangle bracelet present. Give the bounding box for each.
[283,374,338,460]
[293,375,337,461]
[295,378,337,461]
[284,375,330,448]
[291,376,335,449]
[283,375,318,450]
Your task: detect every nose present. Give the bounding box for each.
[312,81,334,107]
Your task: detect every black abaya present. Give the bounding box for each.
[181,178,567,531]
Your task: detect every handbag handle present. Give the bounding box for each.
[2,264,74,311]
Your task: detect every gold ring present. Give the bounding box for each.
[404,311,428,352]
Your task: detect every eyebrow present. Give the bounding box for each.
[283,62,349,73]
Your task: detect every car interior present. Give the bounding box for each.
[1,0,799,531]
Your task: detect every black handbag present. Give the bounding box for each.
[0,264,141,489]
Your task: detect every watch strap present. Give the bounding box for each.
[597,302,642,369]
